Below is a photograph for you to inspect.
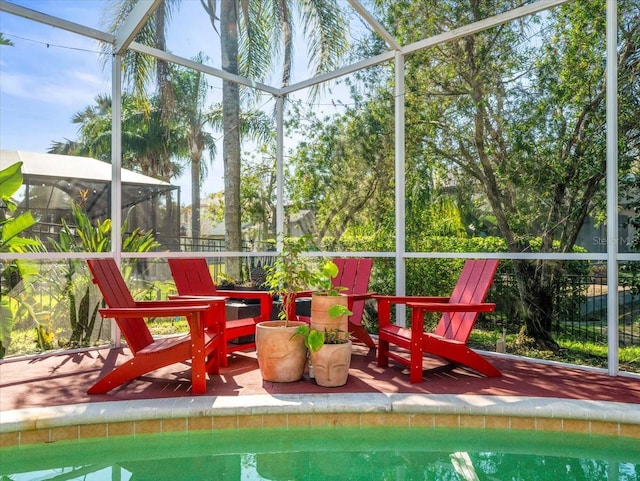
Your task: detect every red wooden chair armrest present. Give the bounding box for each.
[375,296,453,329]
[135,298,226,308]
[407,301,496,313]
[373,295,451,305]
[214,290,272,301]
[293,290,314,298]
[169,295,229,302]
[343,292,376,302]
[99,304,212,319]
[215,290,273,321]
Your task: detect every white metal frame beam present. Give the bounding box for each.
[128,41,280,95]
[402,0,573,55]
[113,0,162,55]
[394,51,407,325]
[0,0,115,43]
[347,0,401,50]
[281,51,395,95]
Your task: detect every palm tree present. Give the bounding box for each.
[0,33,14,46]
[171,57,274,243]
[202,0,348,279]
[170,58,217,240]
[49,93,184,182]
[103,0,348,278]
[101,0,177,176]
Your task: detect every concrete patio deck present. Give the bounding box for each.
[2,343,639,411]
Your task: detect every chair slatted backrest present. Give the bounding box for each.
[168,258,218,296]
[87,259,154,354]
[332,258,373,326]
[433,259,499,343]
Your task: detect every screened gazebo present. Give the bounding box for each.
[0,150,180,248]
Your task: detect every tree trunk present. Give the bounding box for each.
[221,0,242,281]
[512,259,560,351]
[154,3,174,126]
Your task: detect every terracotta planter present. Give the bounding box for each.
[255,321,307,382]
[310,294,348,334]
[310,341,352,387]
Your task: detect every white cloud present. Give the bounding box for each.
[0,69,107,107]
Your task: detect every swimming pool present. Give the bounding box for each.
[1,393,639,479]
[2,425,640,480]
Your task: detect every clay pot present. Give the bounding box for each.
[310,341,352,387]
[310,294,348,334]
[255,321,307,382]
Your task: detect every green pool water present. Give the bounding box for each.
[2,426,639,480]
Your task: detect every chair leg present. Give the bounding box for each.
[88,352,185,394]
[349,322,376,351]
[87,363,146,394]
[450,346,501,377]
[219,329,229,368]
[410,330,424,383]
[189,312,208,394]
[377,337,389,367]
[206,353,220,375]
[424,337,502,378]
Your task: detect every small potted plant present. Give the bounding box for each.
[257,235,316,382]
[309,260,349,334]
[293,309,352,388]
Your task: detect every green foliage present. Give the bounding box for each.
[362,0,640,348]
[264,236,356,321]
[312,260,344,296]
[292,324,325,352]
[291,324,349,353]
[263,235,318,322]
[328,304,352,319]
[47,202,160,348]
[0,162,41,358]
[621,172,640,295]
[0,261,41,358]
[286,98,395,248]
[49,93,185,181]
[0,32,14,46]
[0,162,39,253]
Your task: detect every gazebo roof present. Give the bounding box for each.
[0,150,171,186]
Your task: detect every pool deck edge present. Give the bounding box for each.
[2,393,639,435]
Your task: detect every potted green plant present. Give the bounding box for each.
[257,235,317,382]
[293,310,352,388]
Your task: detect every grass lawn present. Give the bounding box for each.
[468,330,640,374]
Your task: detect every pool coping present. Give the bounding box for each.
[2,393,640,446]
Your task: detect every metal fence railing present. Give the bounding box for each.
[3,261,639,359]
[483,274,640,346]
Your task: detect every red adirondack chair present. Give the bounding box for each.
[294,258,376,350]
[86,259,225,394]
[168,257,273,365]
[375,259,500,383]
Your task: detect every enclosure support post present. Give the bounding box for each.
[606,0,619,376]
[110,53,123,347]
[275,95,285,250]
[395,51,407,326]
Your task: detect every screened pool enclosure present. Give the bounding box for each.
[0,0,638,375]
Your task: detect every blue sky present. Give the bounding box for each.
[0,1,369,204]
[0,0,230,200]
[1,1,110,152]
